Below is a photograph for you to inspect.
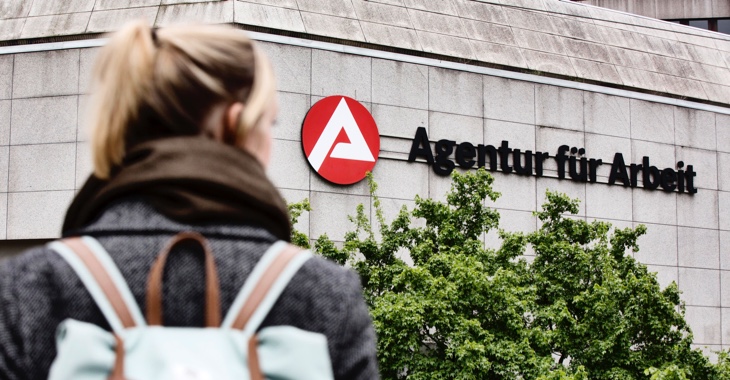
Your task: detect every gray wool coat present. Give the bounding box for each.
[0,199,379,380]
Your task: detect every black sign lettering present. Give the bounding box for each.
[608,153,630,187]
[434,139,456,175]
[456,142,476,169]
[408,129,698,195]
[408,127,434,164]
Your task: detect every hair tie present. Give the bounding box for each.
[151,28,159,46]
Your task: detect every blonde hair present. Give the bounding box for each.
[88,21,276,179]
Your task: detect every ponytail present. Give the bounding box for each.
[89,20,156,179]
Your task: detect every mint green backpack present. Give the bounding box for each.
[47,232,334,380]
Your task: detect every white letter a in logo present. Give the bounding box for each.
[307,98,375,171]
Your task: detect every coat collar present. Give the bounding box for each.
[74,197,278,243]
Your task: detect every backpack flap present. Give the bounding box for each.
[119,327,251,380]
[49,319,118,380]
[257,326,333,379]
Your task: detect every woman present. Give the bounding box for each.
[0,21,378,379]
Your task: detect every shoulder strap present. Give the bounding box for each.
[221,242,311,334]
[48,236,146,333]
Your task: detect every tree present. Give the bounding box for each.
[289,169,717,379]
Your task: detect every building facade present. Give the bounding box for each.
[1,0,729,354]
[575,0,730,34]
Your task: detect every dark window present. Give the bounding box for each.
[719,19,730,34]
[665,18,730,35]
[689,19,709,29]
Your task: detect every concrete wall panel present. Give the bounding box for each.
[360,22,421,51]
[78,48,99,95]
[10,96,78,145]
[0,193,6,240]
[309,191,370,241]
[675,108,716,151]
[0,56,12,101]
[0,146,7,193]
[635,223,678,266]
[372,104,428,139]
[646,264,678,289]
[29,0,95,17]
[259,42,311,95]
[720,191,730,231]
[678,226,720,269]
[585,133,631,171]
[723,307,730,346]
[429,68,482,117]
[372,59,428,110]
[484,119,535,151]
[429,112,482,143]
[630,99,674,145]
[584,92,631,138]
[713,0,730,17]
[312,49,371,102]
[301,12,364,41]
[719,153,730,191]
[273,92,309,141]
[268,138,310,191]
[721,231,730,269]
[155,1,233,26]
[12,50,79,99]
[234,2,305,33]
[8,143,76,192]
[535,85,584,132]
[633,188,677,225]
[372,159,429,201]
[75,142,92,189]
[717,115,730,154]
[0,100,9,146]
[723,270,730,307]
[77,95,90,142]
[656,0,689,19]
[677,189,718,229]
[679,267,721,306]
[417,30,475,60]
[94,0,162,11]
[586,184,633,221]
[484,76,534,125]
[6,191,74,239]
[685,306,722,345]
[491,173,537,212]
[20,13,91,39]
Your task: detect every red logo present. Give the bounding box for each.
[302,96,380,185]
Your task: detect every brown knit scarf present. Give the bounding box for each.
[63,136,291,241]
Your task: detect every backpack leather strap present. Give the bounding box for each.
[229,244,302,330]
[146,232,221,327]
[65,238,137,329]
[50,237,144,333]
[221,242,312,334]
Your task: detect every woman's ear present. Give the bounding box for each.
[223,102,245,145]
